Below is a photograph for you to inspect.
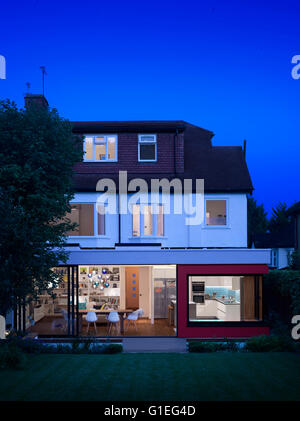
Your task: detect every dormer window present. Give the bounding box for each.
[138,134,157,162]
[84,135,117,162]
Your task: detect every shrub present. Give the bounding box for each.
[101,344,123,354]
[1,338,123,355]
[82,339,92,353]
[264,270,300,317]
[245,335,295,352]
[189,342,221,353]
[189,340,238,353]
[0,344,27,369]
[71,339,82,353]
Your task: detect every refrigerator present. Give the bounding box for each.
[154,278,176,319]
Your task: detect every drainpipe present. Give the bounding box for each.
[118,191,121,244]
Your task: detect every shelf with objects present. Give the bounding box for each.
[78,266,121,329]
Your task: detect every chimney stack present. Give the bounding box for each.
[24,94,49,109]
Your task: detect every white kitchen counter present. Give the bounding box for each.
[196,298,240,321]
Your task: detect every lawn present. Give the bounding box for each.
[0,353,300,401]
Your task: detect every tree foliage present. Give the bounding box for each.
[268,202,290,233]
[264,270,300,315]
[0,100,83,316]
[289,250,300,271]
[247,196,268,247]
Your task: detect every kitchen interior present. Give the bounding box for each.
[189,276,241,321]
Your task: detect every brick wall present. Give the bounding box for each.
[74,132,184,175]
[175,132,184,173]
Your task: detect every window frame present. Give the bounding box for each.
[204,198,228,228]
[271,249,278,268]
[67,203,95,237]
[186,274,264,327]
[138,134,157,162]
[131,203,165,238]
[67,202,107,238]
[83,134,118,162]
[96,203,106,236]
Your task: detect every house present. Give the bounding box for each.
[253,224,295,269]
[19,94,270,339]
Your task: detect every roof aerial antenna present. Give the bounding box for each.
[40,66,47,96]
[26,82,31,94]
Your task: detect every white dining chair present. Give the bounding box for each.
[86,311,98,334]
[125,308,144,332]
[106,311,120,335]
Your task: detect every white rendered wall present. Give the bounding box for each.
[68,192,247,248]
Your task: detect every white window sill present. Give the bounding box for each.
[83,160,118,163]
[67,235,111,239]
[202,225,231,230]
[128,236,167,240]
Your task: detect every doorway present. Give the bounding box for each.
[125,266,139,309]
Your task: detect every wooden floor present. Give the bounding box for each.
[28,316,176,337]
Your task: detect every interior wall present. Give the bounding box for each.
[120,266,126,309]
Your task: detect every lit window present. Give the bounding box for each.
[157,205,164,237]
[132,204,164,237]
[85,137,93,160]
[97,204,105,236]
[67,204,94,236]
[84,135,117,161]
[206,200,227,226]
[138,134,157,162]
[188,275,262,322]
[144,205,153,235]
[132,204,140,237]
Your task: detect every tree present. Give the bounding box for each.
[268,202,290,233]
[247,196,268,247]
[289,250,300,271]
[0,100,83,317]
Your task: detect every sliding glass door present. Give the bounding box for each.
[19,265,79,337]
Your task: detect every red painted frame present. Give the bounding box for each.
[177,264,270,338]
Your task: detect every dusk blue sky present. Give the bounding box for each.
[1,0,299,214]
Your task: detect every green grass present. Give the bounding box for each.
[0,353,300,401]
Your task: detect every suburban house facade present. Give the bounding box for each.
[15,95,270,339]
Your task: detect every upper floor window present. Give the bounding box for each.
[138,134,157,162]
[205,200,227,226]
[66,203,106,236]
[67,204,94,236]
[84,135,117,162]
[132,204,164,237]
[97,204,106,236]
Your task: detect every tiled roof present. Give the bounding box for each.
[71,121,253,193]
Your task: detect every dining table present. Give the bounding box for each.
[78,308,133,335]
